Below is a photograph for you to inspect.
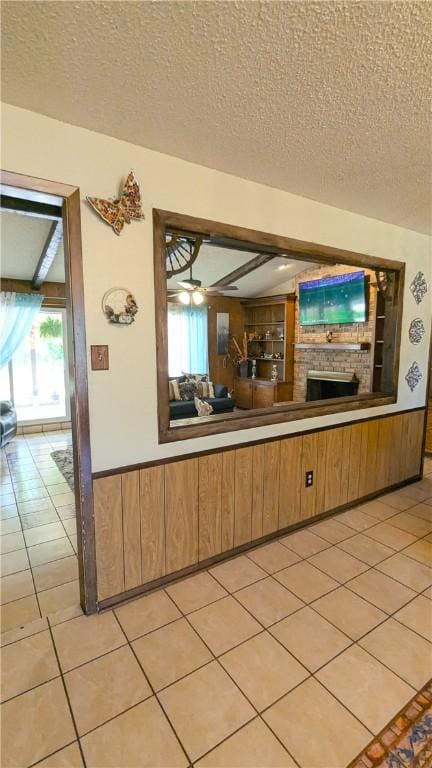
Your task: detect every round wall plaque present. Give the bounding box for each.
[102,288,138,324]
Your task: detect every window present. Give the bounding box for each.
[0,308,70,423]
[168,304,208,377]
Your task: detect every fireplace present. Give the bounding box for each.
[306,370,359,401]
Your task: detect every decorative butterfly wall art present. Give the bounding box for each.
[86,171,144,235]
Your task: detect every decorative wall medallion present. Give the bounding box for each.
[405,361,422,392]
[87,171,144,235]
[102,288,138,324]
[409,271,428,304]
[408,318,425,345]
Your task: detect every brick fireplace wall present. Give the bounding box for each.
[293,264,376,401]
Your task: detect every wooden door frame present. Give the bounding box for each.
[1,170,97,614]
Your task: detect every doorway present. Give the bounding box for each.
[0,171,95,632]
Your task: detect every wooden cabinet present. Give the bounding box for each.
[235,377,253,409]
[242,294,295,389]
[235,377,292,409]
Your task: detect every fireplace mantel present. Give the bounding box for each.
[294,342,370,351]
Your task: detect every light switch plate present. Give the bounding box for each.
[91,345,109,371]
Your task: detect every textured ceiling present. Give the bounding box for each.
[1,212,65,282]
[2,1,431,234]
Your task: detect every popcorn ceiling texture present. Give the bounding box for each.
[2,1,431,234]
[293,264,376,401]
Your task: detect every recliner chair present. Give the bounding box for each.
[0,401,17,447]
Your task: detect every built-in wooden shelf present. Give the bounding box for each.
[294,342,370,351]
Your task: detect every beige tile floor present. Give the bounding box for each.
[1,455,432,767]
[0,430,79,632]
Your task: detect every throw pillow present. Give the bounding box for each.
[198,380,215,399]
[179,381,198,401]
[194,397,214,417]
[170,379,181,401]
[183,373,208,383]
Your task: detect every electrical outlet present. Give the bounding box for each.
[305,470,313,488]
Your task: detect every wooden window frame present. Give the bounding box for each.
[1,170,97,613]
[154,209,405,444]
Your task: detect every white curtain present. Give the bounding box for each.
[0,292,44,369]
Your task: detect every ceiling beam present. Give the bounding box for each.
[0,194,62,220]
[31,220,63,289]
[211,253,276,287]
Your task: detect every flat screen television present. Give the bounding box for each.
[299,271,367,326]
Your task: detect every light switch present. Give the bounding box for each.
[91,345,109,370]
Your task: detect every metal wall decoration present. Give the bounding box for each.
[405,361,422,392]
[408,318,425,346]
[102,288,138,324]
[87,171,144,235]
[409,271,428,305]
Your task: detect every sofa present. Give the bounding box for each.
[170,383,236,420]
[0,401,17,447]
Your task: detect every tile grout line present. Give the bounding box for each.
[46,621,88,768]
[110,609,194,768]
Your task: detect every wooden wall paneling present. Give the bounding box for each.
[165,459,199,573]
[121,471,142,591]
[234,447,253,546]
[262,441,280,535]
[198,454,223,560]
[388,415,403,485]
[251,444,265,540]
[279,436,302,526]
[300,431,327,519]
[347,423,363,502]
[400,410,424,479]
[375,416,393,490]
[207,296,245,391]
[359,419,379,497]
[324,427,350,511]
[221,450,236,551]
[140,466,165,583]
[93,476,124,600]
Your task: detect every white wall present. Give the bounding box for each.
[2,104,431,472]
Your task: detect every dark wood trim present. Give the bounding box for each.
[97,471,421,611]
[210,253,275,287]
[62,189,97,615]
[161,393,396,443]
[0,193,62,220]
[92,405,425,479]
[0,277,66,299]
[1,170,97,615]
[156,209,404,272]
[420,322,432,474]
[32,220,63,289]
[154,209,405,444]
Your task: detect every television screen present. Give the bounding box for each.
[299,271,367,326]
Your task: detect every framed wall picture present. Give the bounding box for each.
[216,312,229,355]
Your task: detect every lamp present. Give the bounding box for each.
[192,290,204,305]
[179,291,191,305]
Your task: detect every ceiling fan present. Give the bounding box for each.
[168,265,238,305]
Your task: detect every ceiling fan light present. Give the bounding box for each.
[179,291,191,305]
[192,290,204,305]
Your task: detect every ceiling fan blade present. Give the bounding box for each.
[178,279,202,289]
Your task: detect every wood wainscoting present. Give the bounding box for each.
[93,409,424,608]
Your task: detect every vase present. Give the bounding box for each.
[239,360,249,378]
